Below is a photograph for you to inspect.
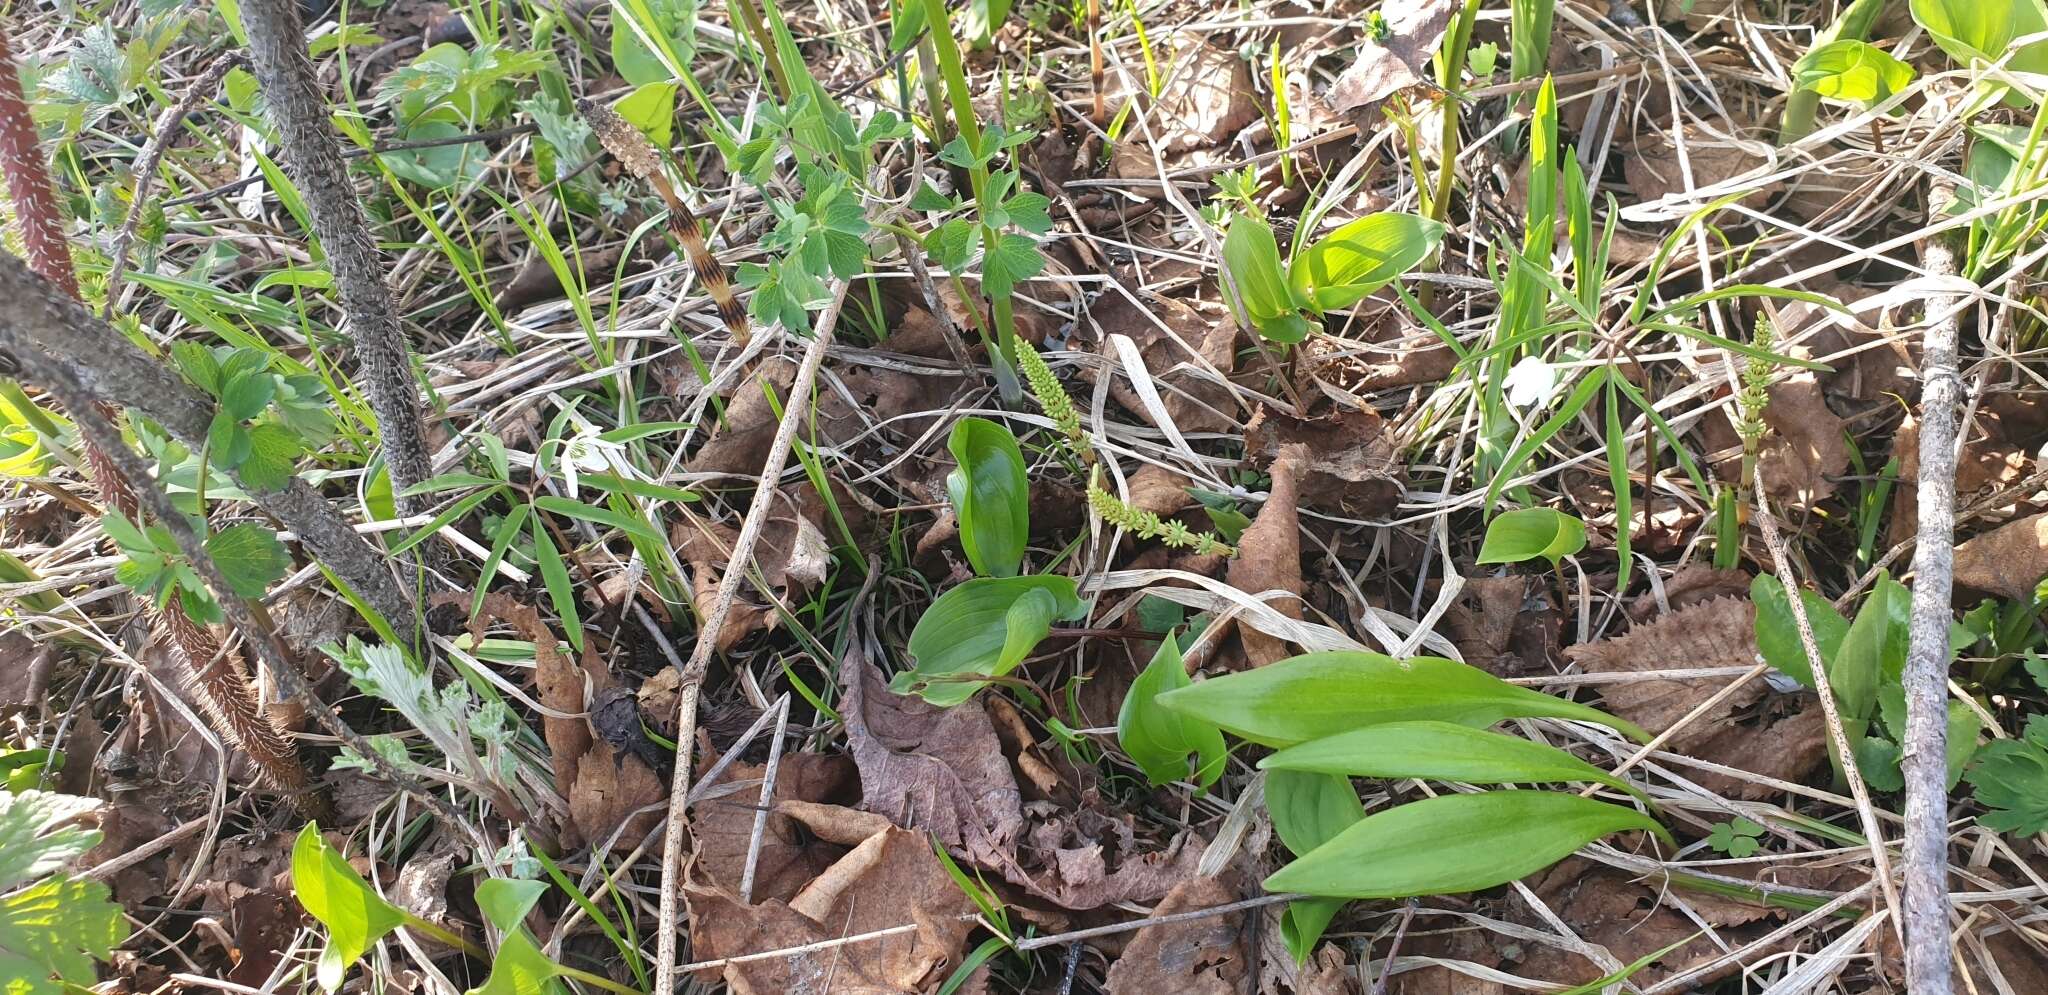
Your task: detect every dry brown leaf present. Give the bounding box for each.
[1244,406,1403,516]
[1109,37,1256,153]
[677,494,830,652]
[1325,0,1456,117]
[688,752,859,904]
[840,643,1024,868]
[786,827,978,991]
[1090,290,1238,434]
[1563,598,1825,799]
[1229,444,1306,668]
[465,593,663,849]
[1627,566,1754,622]
[1103,876,1248,995]
[1127,463,1197,517]
[1440,575,1561,678]
[1954,512,2048,601]
[1623,122,1773,208]
[682,888,901,995]
[777,800,897,846]
[1514,863,1745,988]
[1700,360,1849,508]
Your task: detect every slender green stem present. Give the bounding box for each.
[400,913,487,959]
[555,962,645,995]
[916,0,1023,399]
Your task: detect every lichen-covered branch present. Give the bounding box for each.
[239,0,435,510]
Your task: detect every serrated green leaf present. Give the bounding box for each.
[1474,507,1587,567]
[1968,716,2048,834]
[911,181,958,212]
[1004,191,1052,234]
[1116,635,1227,788]
[1288,212,1443,313]
[205,523,290,599]
[1260,721,1648,802]
[237,422,303,491]
[1161,651,1649,747]
[219,370,277,422]
[0,875,129,993]
[895,576,1086,706]
[1264,791,1669,899]
[0,792,103,892]
[929,218,976,270]
[946,417,1030,578]
[981,232,1044,297]
[292,823,408,993]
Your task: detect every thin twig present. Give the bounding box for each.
[1902,186,1967,995]
[104,52,245,318]
[654,282,854,995]
[737,693,792,905]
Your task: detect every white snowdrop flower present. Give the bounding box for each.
[1504,355,1559,410]
[557,428,627,501]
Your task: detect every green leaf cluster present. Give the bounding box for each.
[1221,212,1443,345]
[1793,40,1915,108]
[1137,650,1662,959]
[104,513,288,624]
[172,343,332,492]
[1751,573,1982,792]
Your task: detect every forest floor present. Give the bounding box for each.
[7,0,2048,993]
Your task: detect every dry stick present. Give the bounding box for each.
[1903,194,1968,995]
[1753,502,1904,943]
[104,51,245,319]
[0,320,472,832]
[654,283,853,995]
[241,0,435,511]
[0,253,419,636]
[737,693,792,905]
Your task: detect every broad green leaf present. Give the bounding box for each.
[1911,0,2048,74]
[1117,634,1227,788]
[1159,651,1650,747]
[946,417,1030,578]
[611,0,699,86]
[0,792,102,892]
[981,231,1045,297]
[468,878,561,995]
[1263,791,1669,899]
[219,370,276,421]
[1261,721,1648,802]
[614,81,677,148]
[1751,574,1848,690]
[530,515,583,652]
[1834,573,1909,726]
[1221,215,1299,335]
[292,823,408,992]
[1288,213,1443,312]
[1265,769,1362,963]
[1266,769,1364,859]
[1947,701,1983,791]
[1854,736,1905,792]
[1474,507,1587,567]
[894,576,1087,706]
[205,523,291,599]
[1794,39,1915,106]
[0,875,129,994]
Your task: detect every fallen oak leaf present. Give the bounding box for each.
[1103,875,1249,995]
[1953,512,2048,601]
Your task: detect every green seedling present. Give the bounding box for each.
[291,823,483,992]
[1220,210,1443,346]
[1706,817,1766,857]
[1475,507,1587,570]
